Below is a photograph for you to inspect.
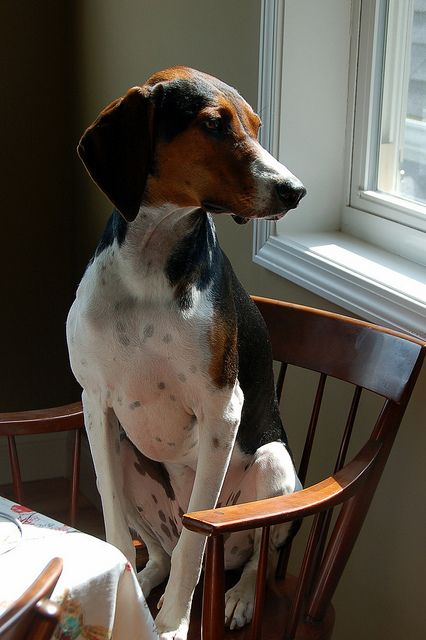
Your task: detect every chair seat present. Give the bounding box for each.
[147,572,335,640]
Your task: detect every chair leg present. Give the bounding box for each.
[7,435,24,504]
[69,429,81,527]
[202,535,225,640]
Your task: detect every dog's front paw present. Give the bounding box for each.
[157,624,189,640]
[155,614,189,640]
[224,572,256,630]
[155,596,189,640]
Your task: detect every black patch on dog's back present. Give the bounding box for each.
[199,250,289,453]
[166,211,220,310]
[228,270,289,455]
[95,209,128,256]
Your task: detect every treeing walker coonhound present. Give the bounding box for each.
[67,66,306,639]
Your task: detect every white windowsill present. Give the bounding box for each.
[253,223,426,340]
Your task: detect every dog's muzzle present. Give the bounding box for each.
[275,179,307,212]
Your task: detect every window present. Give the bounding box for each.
[346,0,426,262]
[378,0,426,207]
[254,0,426,338]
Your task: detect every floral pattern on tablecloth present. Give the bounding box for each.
[10,503,75,532]
[53,593,110,640]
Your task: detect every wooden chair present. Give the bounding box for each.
[0,403,84,526]
[182,296,426,640]
[0,557,63,640]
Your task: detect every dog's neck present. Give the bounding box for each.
[124,204,202,260]
[106,204,220,307]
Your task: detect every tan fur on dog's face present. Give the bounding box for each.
[144,100,261,212]
[144,67,304,221]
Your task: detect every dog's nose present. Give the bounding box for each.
[275,180,307,210]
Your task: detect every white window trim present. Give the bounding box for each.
[346,0,426,239]
[253,0,426,339]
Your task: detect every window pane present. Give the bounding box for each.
[378,0,426,207]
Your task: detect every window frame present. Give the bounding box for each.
[346,0,426,244]
[254,0,426,339]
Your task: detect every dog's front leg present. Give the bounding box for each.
[155,383,244,640]
[82,390,135,566]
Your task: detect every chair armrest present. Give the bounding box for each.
[0,401,84,435]
[182,440,382,536]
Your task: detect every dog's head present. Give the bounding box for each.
[78,66,306,223]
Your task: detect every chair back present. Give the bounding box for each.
[183,297,426,640]
[0,557,63,640]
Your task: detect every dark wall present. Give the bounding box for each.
[0,0,262,411]
[0,2,81,409]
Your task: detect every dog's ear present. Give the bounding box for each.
[77,86,154,222]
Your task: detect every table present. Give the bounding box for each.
[0,497,159,639]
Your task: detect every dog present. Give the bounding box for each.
[67,66,305,639]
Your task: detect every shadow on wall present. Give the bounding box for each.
[0,0,262,411]
[0,2,82,410]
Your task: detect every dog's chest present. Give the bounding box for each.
[68,254,215,462]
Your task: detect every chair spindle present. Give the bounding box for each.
[250,526,270,640]
[285,513,324,639]
[298,373,327,486]
[334,386,362,473]
[7,435,24,504]
[277,372,327,581]
[70,428,82,526]
[306,385,364,593]
[276,363,288,404]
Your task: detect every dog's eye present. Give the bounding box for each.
[203,118,223,133]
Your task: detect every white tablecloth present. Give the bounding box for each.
[0,497,159,639]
